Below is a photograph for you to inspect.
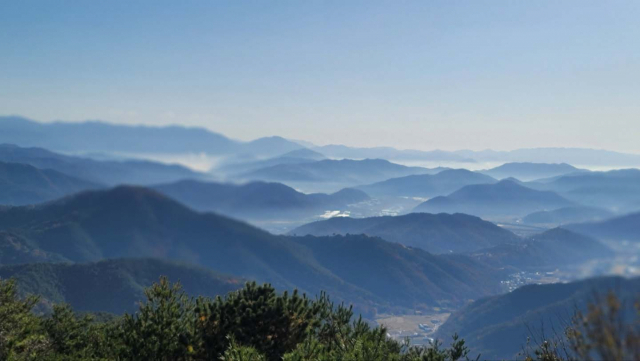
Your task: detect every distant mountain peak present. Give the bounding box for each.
[278,148,326,159]
[414,177,573,217]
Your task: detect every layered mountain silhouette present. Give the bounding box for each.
[529,168,640,210]
[0,258,243,314]
[279,148,326,160]
[481,162,582,181]
[5,116,640,167]
[152,180,369,220]
[469,228,614,270]
[436,276,640,360]
[0,186,503,311]
[312,145,476,163]
[0,116,238,154]
[295,235,503,308]
[0,144,203,185]
[241,158,434,185]
[566,211,640,242]
[523,206,614,226]
[213,148,326,176]
[0,116,304,158]
[241,136,306,158]
[289,213,520,254]
[414,180,574,217]
[0,161,99,205]
[454,148,640,167]
[356,169,494,198]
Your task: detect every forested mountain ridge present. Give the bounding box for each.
[152,179,369,220]
[0,186,504,313]
[436,276,640,360]
[289,213,520,254]
[0,258,244,314]
[0,161,99,205]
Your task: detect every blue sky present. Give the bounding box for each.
[1,1,639,152]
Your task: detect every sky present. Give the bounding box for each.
[1,1,639,152]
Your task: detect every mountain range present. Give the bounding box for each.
[0,186,504,312]
[0,161,99,205]
[469,228,614,271]
[566,211,640,242]
[213,148,327,176]
[0,116,304,158]
[454,148,640,167]
[522,206,615,226]
[239,158,437,192]
[0,143,204,185]
[356,169,495,198]
[435,276,640,360]
[294,235,502,309]
[289,213,520,254]
[152,179,369,220]
[414,180,574,218]
[528,168,640,211]
[5,116,640,169]
[311,145,475,163]
[0,258,244,314]
[480,162,583,181]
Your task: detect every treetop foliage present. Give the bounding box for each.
[0,276,636,361]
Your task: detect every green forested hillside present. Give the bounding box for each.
[295,235,504,310]
[0,258,243,314]
[0,275,636,361]
[0,231,69,265]
[435,276,640,360]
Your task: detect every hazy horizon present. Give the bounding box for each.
[5,114,640,157]
[2,1,640,153]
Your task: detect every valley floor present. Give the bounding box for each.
[376,312,451,346]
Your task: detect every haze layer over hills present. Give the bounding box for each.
[567,212,640,242]
[523,206,615,226]
[4,116,640,169]
[528,169,640,211]
[0,143,203,185]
